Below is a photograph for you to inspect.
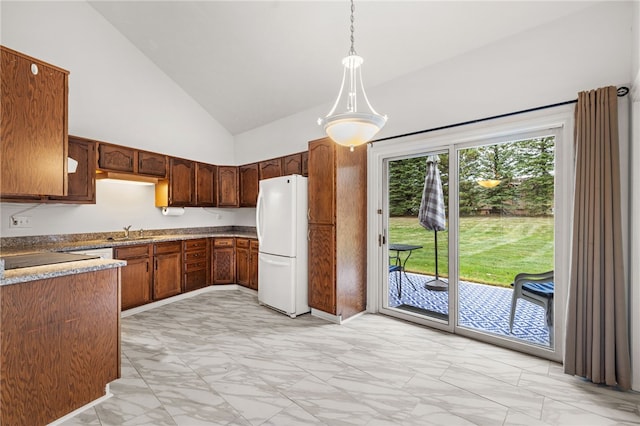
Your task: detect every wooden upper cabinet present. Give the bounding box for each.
[196,163,217,207]
[259,158,282,180]
[138,151,167,177]
[217,166,239,207]
[167,157,196,206]
[308,139,335,224]
[1,46,69,197]
[239,163,259,207]
[97,144,135,173]
[282,153,302,176]
[49,136,96,204]
[97,143,167,179]
[301,151,309,177]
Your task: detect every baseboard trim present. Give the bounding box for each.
[47,385,112,426]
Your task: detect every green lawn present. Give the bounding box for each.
[389,216,554,287]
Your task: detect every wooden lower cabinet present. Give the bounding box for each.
[308,224,336,314]
[115,244,152,310]
[153,241,182,300]
[183,238,210,292]
[212,238,235,284]
[237,238,259,290]
[0,269,120,425]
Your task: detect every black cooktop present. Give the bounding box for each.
[1,252,100,270]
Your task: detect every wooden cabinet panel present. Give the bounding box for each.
[196,163,217,207]
[48,136,96,203]
[154,241,182,300]
[301,151,309,177]
[308,224,336,314]
[1,46,68,197]
[250,239,259,290]
[183,238,209,292]
[138,151,167,177]
[217,166,239,207]
[212,238,235,284]
[239,163,259,207]
[282,153,302,176]
[115,245,152,310]
[98,143,135,173]
[1,269,119,425]
[236,239,250,287]
[308,139,335,224]
[168,157,196,206]
[259,158,283,180]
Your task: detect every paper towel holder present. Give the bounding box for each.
[161,207,185,216]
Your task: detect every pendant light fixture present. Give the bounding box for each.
[318,0,387,151]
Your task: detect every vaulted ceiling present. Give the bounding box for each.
[89,1,598,135]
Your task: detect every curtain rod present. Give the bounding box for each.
[371,86,630,144]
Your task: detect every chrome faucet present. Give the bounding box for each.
[123,225,132,239]
[138,228,144,238]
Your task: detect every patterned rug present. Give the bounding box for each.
[388,271,551,346]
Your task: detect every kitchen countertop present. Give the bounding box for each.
[0,226,257,286]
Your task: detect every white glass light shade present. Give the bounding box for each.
[322,112,387,148]
[319,54,387,149]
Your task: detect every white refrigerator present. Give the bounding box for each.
[256,174,309,317]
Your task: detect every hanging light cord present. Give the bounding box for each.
[349,0,357,56]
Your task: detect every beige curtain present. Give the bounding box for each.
[565,86,631,390]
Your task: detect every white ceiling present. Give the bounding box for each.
[89,1,599,136]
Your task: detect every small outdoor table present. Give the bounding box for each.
[389,244,423,297]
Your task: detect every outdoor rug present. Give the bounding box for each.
[389,271,551,346]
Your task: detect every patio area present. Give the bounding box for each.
[388,271,552,347]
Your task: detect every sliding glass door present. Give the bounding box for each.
[375,118,569,359]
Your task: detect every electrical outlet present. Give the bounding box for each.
[10,215,32,228]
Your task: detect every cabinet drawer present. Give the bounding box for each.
[184,239,207,251]
[184,250,207,262]
[154,241,182,255]
[114,244,150,259]
[236,238,249,248]
[184,261,207,272]
[214,238,235,247]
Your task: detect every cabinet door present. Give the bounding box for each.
[211,238,236,284]
[308,139,335,225]
[119,256,152,310]
[196,163,216,207]
[138,151,167,177]
[154,242,182,300]
[239,163,259,207]
[49,137,96,203]
[282,154,302,176]
[308,224,336,314]
[236,243,250,287]
[259,158,282,180]
[169,157,195,206]
[97,143,135,173]
[250,239,259,290]
[1,47,68,197]
[217,166,239,207]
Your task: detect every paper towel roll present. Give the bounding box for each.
[161,207,185,216]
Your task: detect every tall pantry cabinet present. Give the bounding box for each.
[307,137,367,321]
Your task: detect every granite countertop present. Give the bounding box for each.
[0,226,257,286]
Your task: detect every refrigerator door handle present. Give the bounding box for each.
[260,255,291,267]
[256,190,264,245]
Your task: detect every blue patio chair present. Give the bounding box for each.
[509,270,554,346]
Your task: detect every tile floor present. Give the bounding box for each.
[61,289,639,426]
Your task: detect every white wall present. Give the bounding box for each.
[0,1,237,236]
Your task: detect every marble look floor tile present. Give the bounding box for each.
[59,290,640,426]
